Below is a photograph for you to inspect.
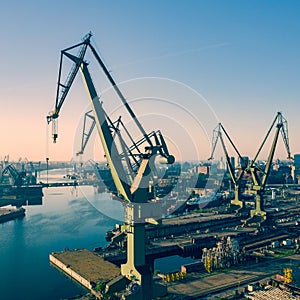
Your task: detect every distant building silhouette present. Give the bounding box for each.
[294,154,300,182]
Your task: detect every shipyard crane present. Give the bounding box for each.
[248,112,292,221]
[76,110,95,156]
[47,33,174,300]
[209,123,247,210]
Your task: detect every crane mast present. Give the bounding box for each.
[47,33,174,300]
[248,112,292,221]
[209,123,247,210]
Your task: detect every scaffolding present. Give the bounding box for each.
[202,236,241,272]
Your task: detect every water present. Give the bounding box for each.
[0,169,196,300]
[0,169,117,300]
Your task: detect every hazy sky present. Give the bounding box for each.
[0,1,299,162]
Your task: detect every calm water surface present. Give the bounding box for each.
[0,169,116,300]
[0,169,194,300]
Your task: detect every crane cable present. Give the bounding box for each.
[45,117,50,185]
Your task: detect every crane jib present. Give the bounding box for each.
[46,34,175,203]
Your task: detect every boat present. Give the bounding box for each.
[186,192,222,206]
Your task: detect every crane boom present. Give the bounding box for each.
[76,110,95,156]
[88,43,153,147]
[209,123,247,209]
[249,112,292,190]
[79,60,132,201]
[47,33,92,142]
[261,125,281,188]
[47,33,174,202]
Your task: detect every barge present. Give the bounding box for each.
[0,207,25,223]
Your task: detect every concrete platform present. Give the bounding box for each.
[50,249,121,290]
[167,254,300,299]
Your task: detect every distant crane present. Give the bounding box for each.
[209,123,247,210]
[247,112,292,221]
[76,110,95,156]
[47,33,174,300]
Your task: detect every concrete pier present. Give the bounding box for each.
[0,207,25,223]
[50,249,123,297]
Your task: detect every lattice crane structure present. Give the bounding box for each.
[209,123,248,210]
[247,112,292,221]
[47,33,175,300]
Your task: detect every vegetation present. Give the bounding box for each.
[95,281,106,292]
[272,248,295,258]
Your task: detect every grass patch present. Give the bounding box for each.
[271,248,295,258]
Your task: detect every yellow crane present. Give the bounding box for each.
[247,112,292,222]
[47,33,174,299]
[209,123,248,210]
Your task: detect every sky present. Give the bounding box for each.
[0,1,300,163]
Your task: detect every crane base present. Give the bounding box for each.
[244,212,268,228]
[250,209,267,218]
[230,199,243,209]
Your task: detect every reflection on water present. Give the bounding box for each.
[0,168,195,299]
[0,195,43,208]
[0,169,117,300]
[79,186,125,223]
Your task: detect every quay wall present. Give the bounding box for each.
[49,253,92,290]
[0,207,25,223]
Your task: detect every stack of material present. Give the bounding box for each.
[247,287,299,300]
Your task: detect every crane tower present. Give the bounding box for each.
[47,33,175,299]
[209,123,248,211]
[247,112,292,223]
